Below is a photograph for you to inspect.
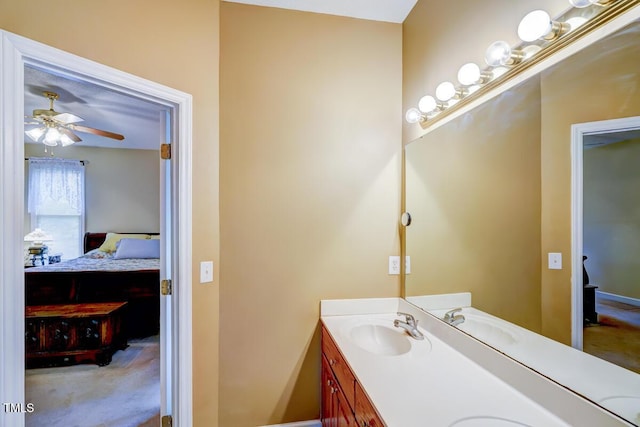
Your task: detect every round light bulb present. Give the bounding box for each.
[518,10,553,42]
[457,63,481,86]
[485,41,513,67]
[435,81,456,101]
[569,0,597,7]
[405,107,423,124]
[418,95,438,113]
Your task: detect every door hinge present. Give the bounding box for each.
[161,279,172,296]
[161,415,173,427]
[161,143,172,160]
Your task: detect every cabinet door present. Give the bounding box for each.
[322,327,355,408]
[336,383,357,427]
[355,381,385,427]
[322,355,337,427]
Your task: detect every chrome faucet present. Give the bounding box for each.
[443,308,465,326]
[394,312,424,340]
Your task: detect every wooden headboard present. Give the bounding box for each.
[83,232,160,253]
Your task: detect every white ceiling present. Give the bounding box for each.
[24,66,166,151]
[223,0,417,23]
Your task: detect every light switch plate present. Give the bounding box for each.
[548,253,562,270]
[200,261,214,283]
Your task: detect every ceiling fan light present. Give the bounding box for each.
[25,127,46,142]
[60,134,76,147]
[43,128,61,146]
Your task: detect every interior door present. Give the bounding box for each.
[160,110,173,419]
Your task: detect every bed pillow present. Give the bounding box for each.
[113,238,160,259]
[98,233,151,253]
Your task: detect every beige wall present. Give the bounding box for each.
[403,0,568,144]
[540,23,640,343]
[584,138,640,300]
[405,77,542,331]
[0,0,220,424]
[220,3,402,425]
[25,144,160,235]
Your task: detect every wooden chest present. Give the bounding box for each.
[25,302,128,367]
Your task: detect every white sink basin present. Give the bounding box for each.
[449,416,532,426]
[598,396,640,425]
[349,324,412,356]
[456,314,521,347]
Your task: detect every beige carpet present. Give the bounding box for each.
[583,298,640,374]
[25,335,160,427]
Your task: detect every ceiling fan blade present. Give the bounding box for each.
[59,127,82,143]
[70,124,125,141]
[54,112,84,124]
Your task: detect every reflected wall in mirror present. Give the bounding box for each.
[404,17,640,426]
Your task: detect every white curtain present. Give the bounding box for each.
[27,158,85,260]
[28,158,85,216]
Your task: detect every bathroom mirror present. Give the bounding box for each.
[404,14,640,425]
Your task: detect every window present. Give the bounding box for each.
[27,158,85,260]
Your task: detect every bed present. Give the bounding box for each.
[25,232,160,338]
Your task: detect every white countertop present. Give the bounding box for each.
[425,305,640,426]
[320,297,633,427]
[408,293,640,425]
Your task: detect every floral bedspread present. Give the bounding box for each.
[25,249,159,272]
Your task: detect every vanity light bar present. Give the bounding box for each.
[405,0,622,126]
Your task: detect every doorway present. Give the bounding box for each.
[0,30,193,426]
[571,116,640,373]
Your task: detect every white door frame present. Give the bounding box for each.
[0,30,193,426]
[570,115,640,350]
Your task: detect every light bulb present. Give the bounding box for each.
[405,107,423,124]
[43,128,61,146]
[569,0,612,7]
[485,41,512,66]
[570,0,593,5]
[518,10,553,42]
[435,82,456,102]
[418,95,438,113]
[457,63,481,86]
[60,134,75,147]
[485,41,523,67]
[25,127,45,142]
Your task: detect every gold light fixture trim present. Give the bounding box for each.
[407,0,639,131]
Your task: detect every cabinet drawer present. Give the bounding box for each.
[355,381,385,427]
[322,326,355,409]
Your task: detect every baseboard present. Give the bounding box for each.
[596,290,640,307]
[258,421,321,427]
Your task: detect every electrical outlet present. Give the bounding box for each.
[389,256,400,275]
[405,256,411,274]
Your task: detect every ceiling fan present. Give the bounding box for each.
[25,91,125,148]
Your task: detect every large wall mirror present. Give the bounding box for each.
[404,11,640,426]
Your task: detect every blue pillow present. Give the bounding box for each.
[113,238,160,259]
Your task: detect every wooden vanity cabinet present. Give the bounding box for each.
[321,324,385,427]
[322,354,357,427]
[354,382,384,427]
